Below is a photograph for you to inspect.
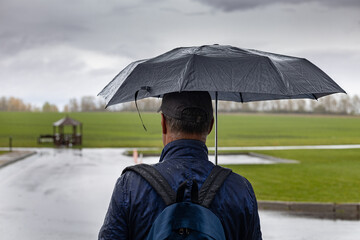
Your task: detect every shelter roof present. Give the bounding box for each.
[53,116,81,127]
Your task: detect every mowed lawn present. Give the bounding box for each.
[1,112,360,148]
[0,112,359,203]
[224,149,360,203]
[0,112,163,148]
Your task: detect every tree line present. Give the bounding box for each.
[1,94,359,115]
[0,96,105,112]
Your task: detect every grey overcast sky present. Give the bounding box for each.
[1,0,359,109]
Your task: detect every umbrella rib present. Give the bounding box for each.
[299,59,329,94]
[269,57,321,95]
[100,59,148,107]
[238,57,263,91]
[179,55,195,91]
[266,57,289,93]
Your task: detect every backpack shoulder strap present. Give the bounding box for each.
[198,165,232,208]
[122,164,176,206]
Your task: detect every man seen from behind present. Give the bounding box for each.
[99,91,262,240]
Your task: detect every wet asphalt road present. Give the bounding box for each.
[0,148,359,240]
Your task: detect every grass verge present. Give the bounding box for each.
[125,148,360,203]
[224,149,360,203]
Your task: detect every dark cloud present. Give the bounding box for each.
[0,0,138,57]
[194,0,360,12]
[0,0,359,106]
[0,28,77,57]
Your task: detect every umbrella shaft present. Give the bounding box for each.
[215,92,218,165]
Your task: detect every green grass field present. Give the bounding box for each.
[224,149,360,203]
[1,112,359,148]
[0,112,162,148]
[0,112,359,203]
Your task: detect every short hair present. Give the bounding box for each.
[163,108,213,135]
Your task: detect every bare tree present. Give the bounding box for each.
[351,95,360,115]
[81,96,97,112]
[0,97,7,111]
[63,104,69,113]
[96,97,107,111]
[69,98,80,112]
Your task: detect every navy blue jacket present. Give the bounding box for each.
[99,139,262,240]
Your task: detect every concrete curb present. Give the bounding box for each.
[258,200,360,220]
[0,151,36,169]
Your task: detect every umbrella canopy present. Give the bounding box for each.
[99,44,345,107]
[99,44,346,164]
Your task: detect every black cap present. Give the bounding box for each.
[159,91,213,123]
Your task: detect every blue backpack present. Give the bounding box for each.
[123,164,232,240]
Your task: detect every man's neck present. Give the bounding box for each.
[163,132,207,146]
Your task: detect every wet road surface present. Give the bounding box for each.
[0,148,359,240]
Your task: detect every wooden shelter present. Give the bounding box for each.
[52,116,83,146]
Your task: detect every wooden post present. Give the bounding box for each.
[80,123,83,145]
[9,136,12,152]
[73,125,76,145]
[60,126,64,145]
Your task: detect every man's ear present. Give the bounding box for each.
[208,117,214,134]
[161,113,167,134]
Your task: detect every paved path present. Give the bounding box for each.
[0,151,36,168]
[209,144,360,151]
[1,144,360,168]
[2,144,360,153]
[0,148,359,240]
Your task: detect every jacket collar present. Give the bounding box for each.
[159,139,209,162]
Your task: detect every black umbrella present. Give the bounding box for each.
[99,44,346,164]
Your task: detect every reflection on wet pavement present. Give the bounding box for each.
[0,148,359,240]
